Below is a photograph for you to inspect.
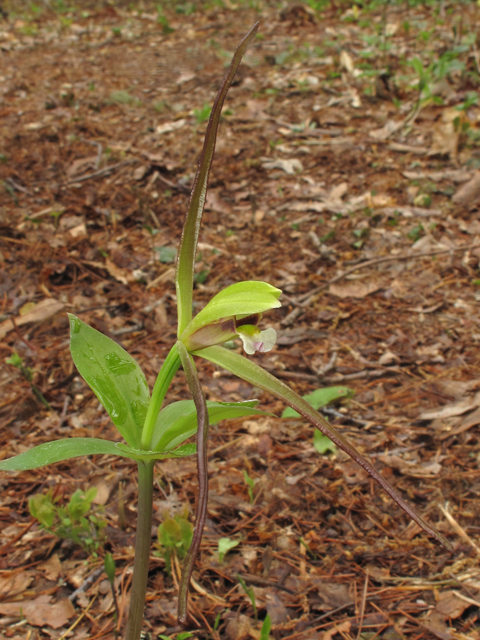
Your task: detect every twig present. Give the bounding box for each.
[297,242,480,306]
[356,569,369,640]
[65,160,134,185]
[80,138,103,170]
[438,503,480,555]
[69,567,104,601]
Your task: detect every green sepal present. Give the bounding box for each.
[151,399,271,452]
[175,22,260,335]
[68,314,149,448]
[181,281,281,343]
[195,345,452,550]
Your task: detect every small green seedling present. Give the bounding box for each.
[6,351,50,409]
[193,103,212,124]
[243,470,255,503]
[155,511,193,574]
[104,552,120,623]
[29,487,106,557]
[260,614,272,640]
[217,537,239,562]
[237,574,257,622]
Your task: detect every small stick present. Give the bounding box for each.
[438,503,480,555]
[297,242,480,306]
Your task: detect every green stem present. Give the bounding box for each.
[141,345,181,450]
[124,460,155,640]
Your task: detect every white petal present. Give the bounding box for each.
[237,327,276,355]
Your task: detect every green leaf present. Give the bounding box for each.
[282,386,353,418]
[175,22,259,335]
[115,442,197,461]
[218,537,240,562]
[313,431,336,455]
[0,438,197,472]
[260,614,272,640]
[156,246,177,263]
[68,314,150,448]
[104,552,116,584]
[181,281,281,342]
[195,345,451,550]
[0,438,129,471]
[151,399,271,452]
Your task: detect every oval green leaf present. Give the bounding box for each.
[0,438,127,471]
[152,399,271,452]
[69,314,149,447]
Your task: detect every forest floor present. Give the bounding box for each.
[2,1,480,639]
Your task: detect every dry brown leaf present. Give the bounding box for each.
[323,620,351,640]
[104,258,135,285]
[0,595,75,629]
[0,298,65,340]
[419,398,479,421]
[329,280,382,299]
[429,107,462,161]
[436,591,471,620]
[0,572,33,597]
[422,611,457,640]
[379,454,442,477]
[38,554,62,581]
[225,613,255,640]
[452,171,480,208]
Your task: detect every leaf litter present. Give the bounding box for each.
[1,1,480,639]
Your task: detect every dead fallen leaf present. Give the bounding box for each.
[323,620,352,640]
[104,258,135,285]
[0,595,75,629]
[422,611,456,640]
[419,397,480,421]
[429,107,462,162]
[38,554,62,581]
[262,158,303,174]
[452,171,480,208]
[0,572,33,597]
[379,453,442,477]
[403,169,473,183]
[225,613,255,640]
[0,298,65,340]
[329,280,382,299]
[156,119,186,135]
[436,591,471,620]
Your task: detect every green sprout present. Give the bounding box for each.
[0,23,451,640]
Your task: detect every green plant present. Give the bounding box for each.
[0,24,450,640]
[6,351,50,408]
[29,487,106,556]
[260,614,272,640]
[282,386,352,455]
[243,469,255,502]
[193,103,212,124]
[155,510,193,574]
[237,574,257,621]
[218,537,239,562]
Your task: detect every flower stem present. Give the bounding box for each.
[124,460,155,640]
[141,345,181,450]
